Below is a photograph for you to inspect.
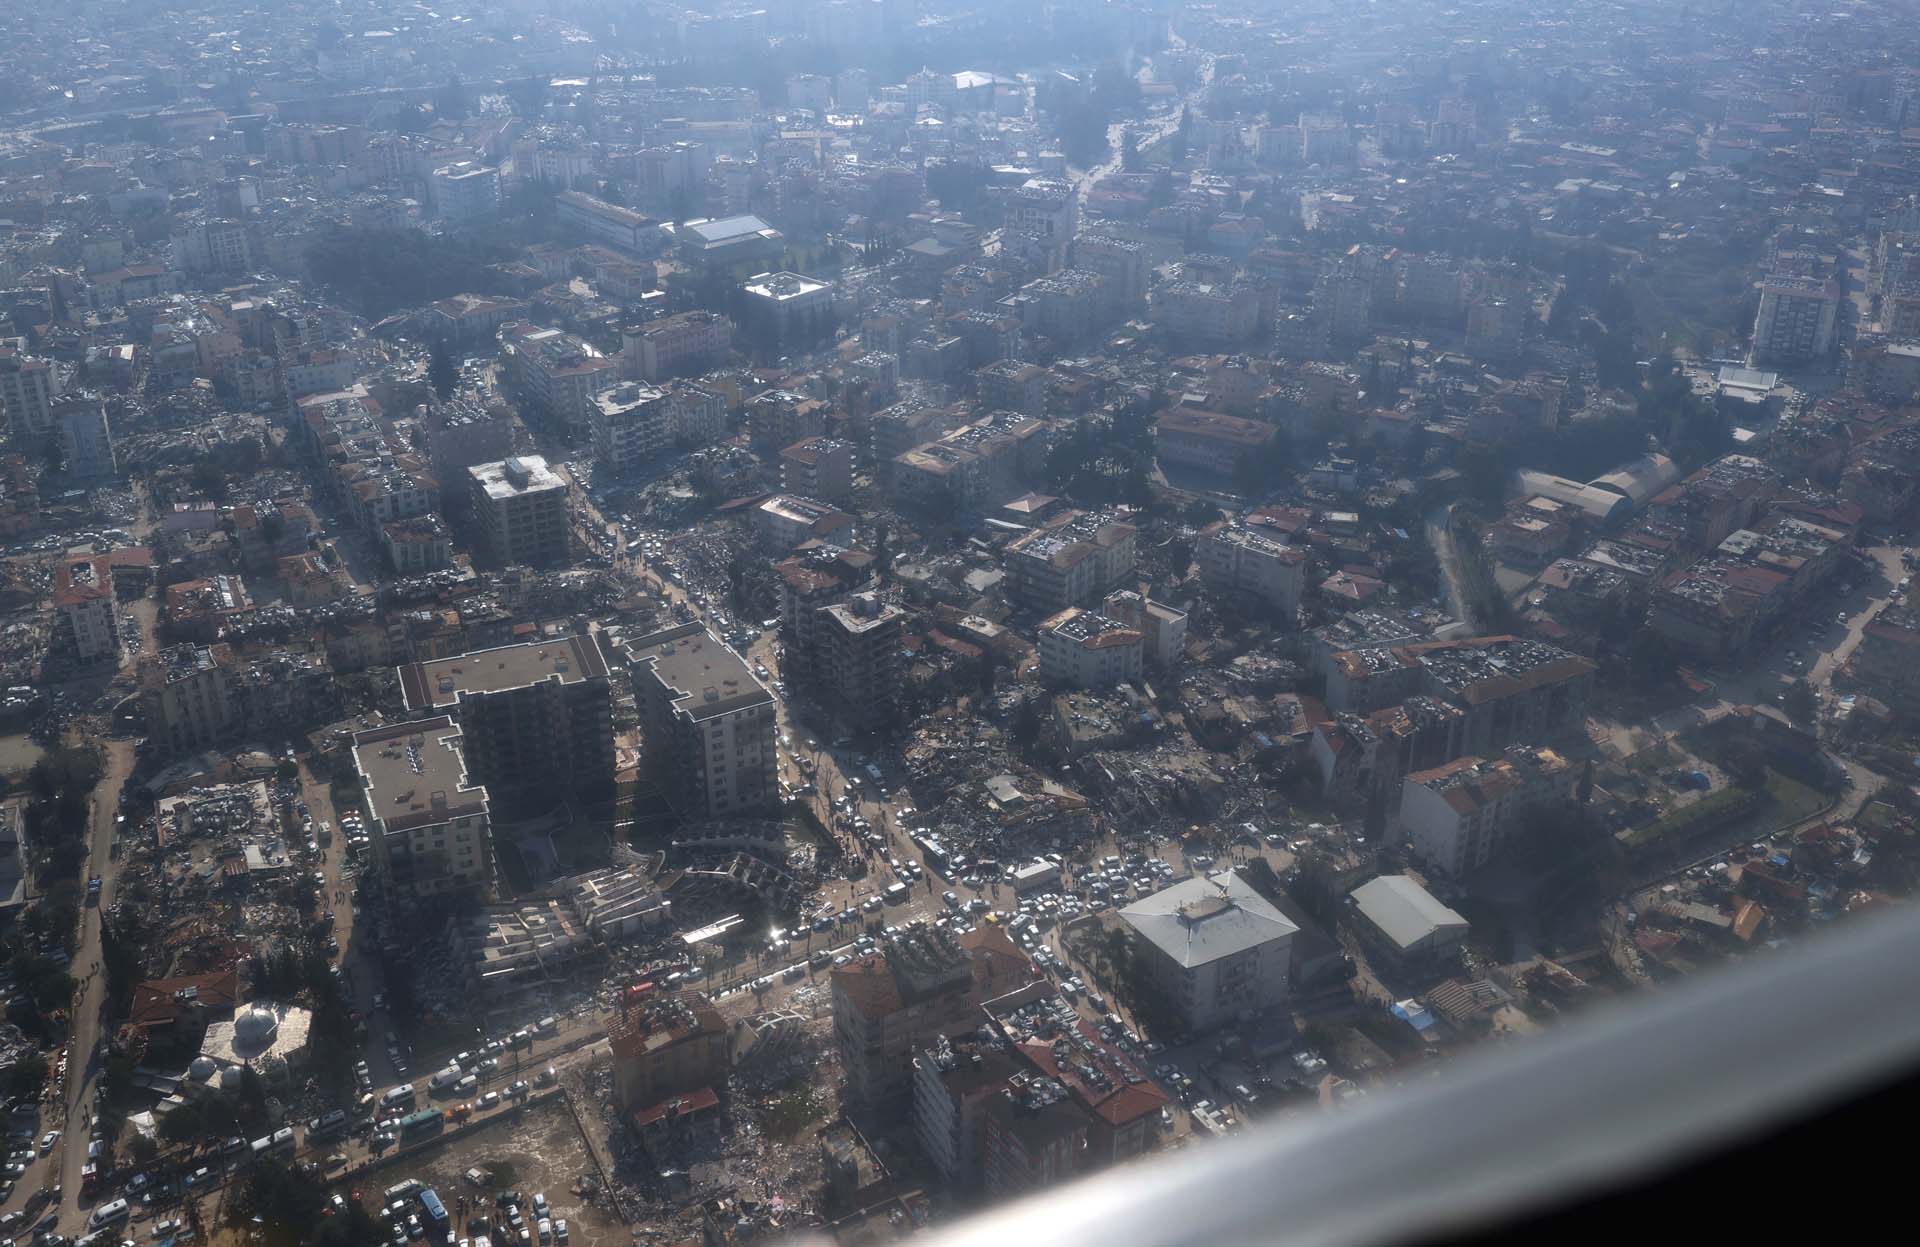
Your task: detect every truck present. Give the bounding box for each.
[1011,859,1061,893]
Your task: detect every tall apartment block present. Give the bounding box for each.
[591,382,671,475]
[1002,510,1138,611]
[469,455,571,569]
[398,633,615,806]
[420,399,515,510]
[1196,523,1309,619]
[1752,276,1840,366]
[351,717,494,909]
[0,348,60,448]
[56,391,117,478]
[814,593,906,731]
[620,623,777,819]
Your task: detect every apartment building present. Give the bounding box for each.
[1074,234,1150,315]
[1149,280,1261,345]
[1036,609,1144,689]
[621,311,733,381]
[556,190,661,254]
[419,400,515,502]
[775,546,876,687]
[982,1081,1088,1198]
[746,389,829,452]
[1402,636,1598,757]
[1101,590,1188,668]
[1398,746,1574,877]
[351,717,493,909]
[469,455,571,569]
[753,494,853,551]
[0,347,60,446]
[1752,275,1841,366]
[1001,177,1078,264]
[976,361,1047,417]
[503,324,619,437]
[913,1038,1025,1193]
[1851,606,1920,710]
[740,271,836,348]
[833,926,1034,1110]
[608,990,730,1113]
[632,141,710,207]
[814,593,906,731]
[381,515,454,575]
[56,391,117,478]
[53,554,119,663]
[140,644,237,756]
[1002,510,1138,611]
[1119,871,1297,1032]
[591,382,671,475]
[622,623,777,818]
[1195,523,1309,618]
[398,633,615,805]
[779,435,856,502]
[1154,408,1278,475]
[431,162,500,224]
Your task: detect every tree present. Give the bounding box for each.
[236,1157,328,1232]
[190,459,229,502]
[428,343,458,400]
[1011,699,1042,754]
[1628,631,1677,688]
[433,77,472,121]
[1182,498,1221,526]
[160,1097,204,1144]
[3,1053,46,1101]
[1165,535,1194,580]
[1784,679,1818,725]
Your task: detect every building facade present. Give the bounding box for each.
[398,634,615,805]
[351,717,493,909]
[1119,871,1296,1032]
[469,456,571,569]
[622,623,777,818]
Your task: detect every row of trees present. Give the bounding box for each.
[305,226,520,319]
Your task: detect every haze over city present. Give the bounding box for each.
[0,1,1916,1244]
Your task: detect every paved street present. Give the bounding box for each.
[51,739,137,1236]
[1697,543,1905,714]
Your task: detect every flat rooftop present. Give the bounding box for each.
[351,716,487,832]
[744,271,831,301]
[624,622,772,723]
[401,634,607,710]
[469,455,565,501]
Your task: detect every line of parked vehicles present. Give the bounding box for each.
[374,1178,569,1247]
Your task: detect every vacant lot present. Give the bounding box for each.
[362,1101,626,1247]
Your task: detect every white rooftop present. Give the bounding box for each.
[1351,875,1469,951]
[1121,870,1298,969]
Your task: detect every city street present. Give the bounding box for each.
[1698,543,1906,713]
[51,739,137,1236]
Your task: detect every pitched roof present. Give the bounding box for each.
[1120,870,1298,969]
[1351,875,1468,950]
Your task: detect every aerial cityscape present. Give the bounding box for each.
[0,0,1916,1242]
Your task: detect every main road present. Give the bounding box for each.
[54,737,138,1234]
[1425,502,1482,634]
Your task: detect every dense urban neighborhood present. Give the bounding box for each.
[0,0,1917,1244]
